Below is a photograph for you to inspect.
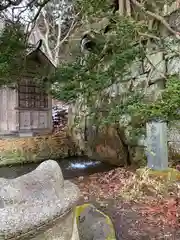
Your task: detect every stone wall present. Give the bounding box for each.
[65,7,180,166]
[105,36,180,163]
[68,36,180,165]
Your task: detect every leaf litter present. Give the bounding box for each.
[72,167,180,239]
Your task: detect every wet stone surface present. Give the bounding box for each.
[0,157,116,180]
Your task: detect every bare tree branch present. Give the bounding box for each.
[130,0,180,39]
[58,13,80,45]
[29,0,79,66]
[0,0,51,31]
[54,0,64,65]
[0,0,23,11]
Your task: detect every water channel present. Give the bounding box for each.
[0,157,116,180]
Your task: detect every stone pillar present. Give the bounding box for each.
[146,120,168,170]
[0,160,80,240]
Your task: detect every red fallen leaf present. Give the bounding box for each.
[140,198,179,227]
[143,205,162,214]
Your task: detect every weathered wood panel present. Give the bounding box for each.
[19,111,31,130]
[19,110,51,130]
[39,111,48,128]
[7,88,18,132]
[31,111,39,129]
[0,88,18,133]
[47,97,53,131]
[0,88,8,132]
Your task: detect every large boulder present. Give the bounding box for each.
[86,125,128,166]
[68,102,86,155]
[0,160,80,240]
[75,203,116,240]
[168,121,180,165]
[68,102,128,166]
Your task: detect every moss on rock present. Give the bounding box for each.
[168,143,180,166]
[75,203,116,240]
[86,125,128,166]
[0,131,78,166]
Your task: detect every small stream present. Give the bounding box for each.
[0,157,116,180]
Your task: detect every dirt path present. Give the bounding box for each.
[1,160,179,239]
[75,197,180,240]
[96,200,179,240]
[72,168,180,240]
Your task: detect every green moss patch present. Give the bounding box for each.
[136,167,180,181]
[0,133,77,166]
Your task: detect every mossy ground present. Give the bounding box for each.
[136,167,180,181]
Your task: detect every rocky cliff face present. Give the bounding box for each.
[67,10,180,166]
[86,125,128,166]
[67,34,180,166]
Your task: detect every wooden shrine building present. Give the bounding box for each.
[0,42,55,137]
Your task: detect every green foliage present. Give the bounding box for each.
[105,76,180,124]
[0,23,28,85]
[134,76,180,122]
[75,0,112,18]
[51,16,146,103]
[103,76,180,132]
[50,1,180,141]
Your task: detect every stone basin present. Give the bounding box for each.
[0,160,80,240]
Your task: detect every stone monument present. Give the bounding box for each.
[0,160,80,240]
[146,120,168,170]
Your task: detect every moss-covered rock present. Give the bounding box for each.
[0,131,78,166]
[68,102,128,166]
[75,203,116,240]
[168,142,180,166]
[86,125,128,166]
[129,146,147,167]
[60,17,109,62]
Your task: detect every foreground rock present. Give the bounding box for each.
[0,160,80,239]
[75,203,116,240]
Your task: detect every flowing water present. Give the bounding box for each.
[0,157,116,180]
